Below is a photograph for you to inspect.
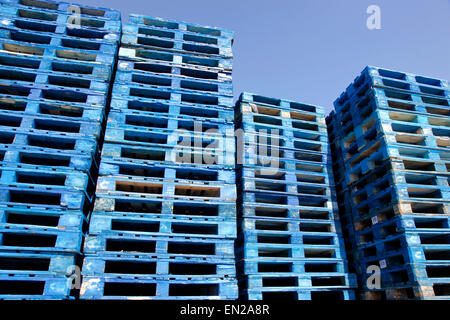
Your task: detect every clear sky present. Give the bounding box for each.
[72,0,450,114]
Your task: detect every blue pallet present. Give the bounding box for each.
[239,201,335,221]
[336,96,442,144]
[84,233,235,258]
[0,226,82,253]
[103,126,235,154]
[237,113,326,135]
[109,97,234,122]
[344,138,450,176]
[0,28,118,53]
[357,258,450,284]
[82,255,236,279]
[239,175,332,198]
[122,23,232,48]
[0,252,76,276]
[0,15,120,43]
[242,287,355,300]
[238,92,324,116]
[236,241,346,260]
[241,129,329,153]
[238,114,328,139]
[0,184,90,210]
[127,14,233,39]
[0,205,86,231]
[346,153,441,187]
[0,111,102,139]
[107,110,234,132]
[239,166,331,187]
[349,186,450,222]
[349,171,450,203]
[99,159,236,183]
[101,142,235,168]
[0,38,116,64]
[80,276,238,300]
[120,30,232,58]
[83,168,192,198]
[242,143,330,168]
[238,120,328,144]
[349,156,447,192]
[339,109,450,154]
[96,177,236,204]
[0,129,98,156]
[372,87,450,118]
[0,65,110,93]
[0,95,105,122]
[342,66,449,101]
[88,211,237,238]
[360,66,448,97]
[0,165,92,195]
[376,214,450,234]
[337,87,450,119]
[240,157,330,182]
[92,195,236,220]
[238,258,351,275]
[358,263,450,300]
[0,274,74,300]
[96,176,236,202]
[240,191,335,212]
[238,230,346,258]
[240,273,357,291]
[4,153,90,187]
[118,46,232,71]
[238,218,341,242]
[237,100,326,127]
[334,87,450,133]
[3,0,121,20]
[0,144,96,175]
[354,169,450,196]
[0,4,121,32]
[112,83,233,108]
[356,233,450,265]
[114,69,233,97]
[351,199,450,227]
[237,176,335,205]
[367,266,450,295]
[0,80,106,106]
[0,51,113,81]
[117,59,232,83]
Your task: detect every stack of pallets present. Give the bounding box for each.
[235,92,356,300]
[0,0,120,299]
[327,66,450,300]
[80,14,238,300]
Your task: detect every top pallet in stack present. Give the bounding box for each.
[235,92,356,300]
[80,14,238,300]
[0,0,120,299]
[328,66,450,300]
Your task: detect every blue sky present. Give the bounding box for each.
[73,0,450,114]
